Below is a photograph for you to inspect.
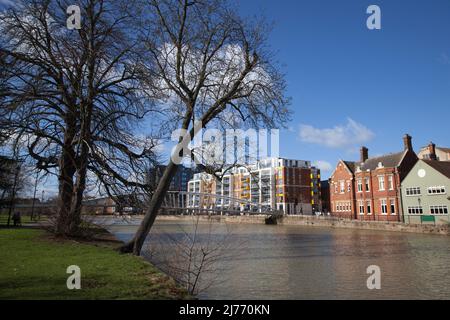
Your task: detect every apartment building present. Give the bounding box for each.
[187,158,321,215]
[147,165,196,192]
[329,134,418,221]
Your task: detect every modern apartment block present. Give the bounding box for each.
[401,158,450,225]
[146,165,196,192]
[418,143,450,161]
[329,134,418,221]
[187,158,321,215]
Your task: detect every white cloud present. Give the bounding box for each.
[299,118,374,150]
[313,160,333,172]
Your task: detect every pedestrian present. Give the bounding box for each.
[12,211,22,227]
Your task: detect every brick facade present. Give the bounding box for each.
[330,135,418,221]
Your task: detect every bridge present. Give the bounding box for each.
[160,191,283,219]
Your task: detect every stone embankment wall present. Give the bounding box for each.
[156,215,450,236]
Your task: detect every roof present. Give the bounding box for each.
[419,145,450,153]
[341,151,407,174]
[359,151,407,171]
[423,160,450,179]
[437,147,450,153]
[343,161,357,173]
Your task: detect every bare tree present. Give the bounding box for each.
[121,0,291,254]
[0,0,159,236]
[144,216,240,296]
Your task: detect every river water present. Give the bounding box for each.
[103,217,450,300]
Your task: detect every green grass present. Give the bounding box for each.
[0,213,42,226]
[0,228,189,300]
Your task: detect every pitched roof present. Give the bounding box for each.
[343,161,357,173]
[359,151,407,171]
[423,160,450,179]
[437,147,450,153]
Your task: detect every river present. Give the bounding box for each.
[102,217,450,300]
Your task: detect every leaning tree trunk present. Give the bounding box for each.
[56,116,77,235]
[120,159,180,255]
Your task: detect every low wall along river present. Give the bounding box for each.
[156,214,450,236]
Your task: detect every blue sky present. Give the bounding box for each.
[237,0,450,177]
[2,0,450,198]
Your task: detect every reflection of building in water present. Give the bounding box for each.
[187,157,321,215]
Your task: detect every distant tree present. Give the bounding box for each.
[120,0,291,255]
[0,0,159,236]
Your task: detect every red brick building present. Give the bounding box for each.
[329,134,418,221]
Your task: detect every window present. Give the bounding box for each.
[378,176,385,191]
[388,175,394,190]
[359,201,365,215]
[408,206,423,215]
[390,199,396,215]
[406,187,421,196]
[347,182,351,193]
[381,199,388,215]
[430,205,448,215]
[357,179,363,193]
[427,186,446,195]
[340,181,345,193]
[365,178,370,192]
[334,184,338,194]
[366,201,372,215]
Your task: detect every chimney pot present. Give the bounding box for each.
[428,142,437,160]
[360,146,369,163]
[403,134,413,151]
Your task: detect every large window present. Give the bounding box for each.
[366,201,372,215]
[430,205,448,215]
[378,176,385,191]
[388,175,394,190]
[408,206,423,215]
[340,181,345,193]
[381,199,388,215]
[427,186,446,195]
[357,179,363,193]
[365,177,370,192]
[390,199,396,215]
[359,201,365,215]
[406,187,421,196]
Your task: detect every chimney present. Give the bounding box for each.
[360,146,369,163]
[403,134,413,151]
[428,142,437,160]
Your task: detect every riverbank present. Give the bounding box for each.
[155,215,450,236]
[0,227,189,300]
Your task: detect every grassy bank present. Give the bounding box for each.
[0,228,189,300]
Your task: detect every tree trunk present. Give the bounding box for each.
[120,159,180,255]
[56,116,77,235]
[56,144,76,235]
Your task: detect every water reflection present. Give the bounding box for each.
[105,219,450,300]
